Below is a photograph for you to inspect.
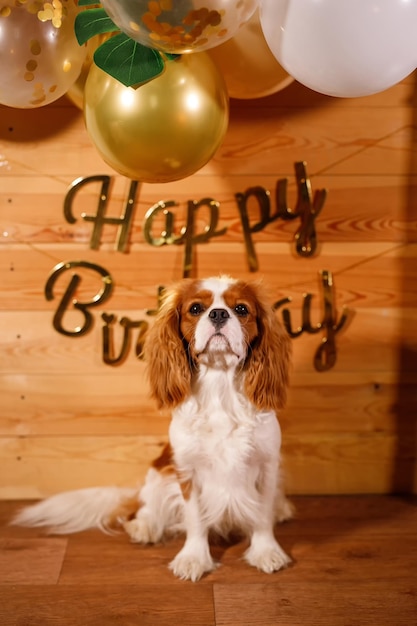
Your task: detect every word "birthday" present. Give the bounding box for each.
[44,261,352,372]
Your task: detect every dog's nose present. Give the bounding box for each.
[208,308,230,329]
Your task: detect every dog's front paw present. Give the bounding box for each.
[169,548,217,582]
[244,539,291,574]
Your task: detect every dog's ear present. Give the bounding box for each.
[144,286,191,409]
[244,284,292,414]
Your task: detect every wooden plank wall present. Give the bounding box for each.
[1,71,417,498]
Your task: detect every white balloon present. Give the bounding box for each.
[260,0,417,98]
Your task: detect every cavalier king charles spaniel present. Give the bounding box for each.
[13,275,293,581]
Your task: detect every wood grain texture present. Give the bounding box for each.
[2,175,417,245]
[0,430,412,497]
[0,538,68,584]
[0,373,413,437]
[213,582,417,626]
[0,307,414,375]
[1,496,416,625]
[1,73,417,496]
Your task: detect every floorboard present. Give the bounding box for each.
[1,496,416,625]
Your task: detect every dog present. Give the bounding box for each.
[13,275,293,581]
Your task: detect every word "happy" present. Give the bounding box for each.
[63,162,327,276]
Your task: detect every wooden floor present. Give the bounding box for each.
[0,496,416,625]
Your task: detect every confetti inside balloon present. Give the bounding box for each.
[84,53,229,183]
[99,0,259,53]
[0,0,86,108]
[260,0,417,98]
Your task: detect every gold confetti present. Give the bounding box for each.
[195,37,208,47]
[26,59,38,71]
[31,82,45,105]
[30,40,42,55]
[148,1,161,16]
[129,20,140,32]
[0,6,11,17]
[30,95,46,105]
[37,0,63,26]
[208,10,221,26]
[142,5,223,48]
[38,7,53,21]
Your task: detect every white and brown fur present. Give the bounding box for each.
[13,275,293,581]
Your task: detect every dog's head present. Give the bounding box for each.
[145,276,291,413]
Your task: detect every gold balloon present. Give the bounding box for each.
[208,9,294,99]
[0,0,86,108]
[84,53,229,183]
[100,0,258,54]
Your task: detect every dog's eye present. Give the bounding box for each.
[189,302,204,316]
[234,304,249,317]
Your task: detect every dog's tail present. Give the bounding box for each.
[11,487,140,535]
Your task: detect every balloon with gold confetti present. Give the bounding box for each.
[0,0,86,108]
[99,0,259,54]
[84,53,229,183]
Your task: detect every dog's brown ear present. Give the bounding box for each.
[144,287,191,409]
[244,284,292,414]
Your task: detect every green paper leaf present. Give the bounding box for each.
[74,8,119,46]
[77,0,99,6]
[93,33,165,88]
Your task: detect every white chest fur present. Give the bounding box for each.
[169,367,282,533]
